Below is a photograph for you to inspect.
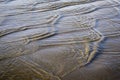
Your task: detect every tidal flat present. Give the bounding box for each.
[0,0,120,80]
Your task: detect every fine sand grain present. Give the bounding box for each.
[0,0,120,80]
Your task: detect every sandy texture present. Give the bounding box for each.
[0,0,120,80]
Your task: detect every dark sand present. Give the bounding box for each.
[0,0,120,80]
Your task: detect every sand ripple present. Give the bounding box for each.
[0,0,120,80]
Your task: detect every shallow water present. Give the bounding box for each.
[0,0,120,80]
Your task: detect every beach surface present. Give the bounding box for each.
[0,0,120,80]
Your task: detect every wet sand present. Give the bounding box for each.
[0,0,120,80]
